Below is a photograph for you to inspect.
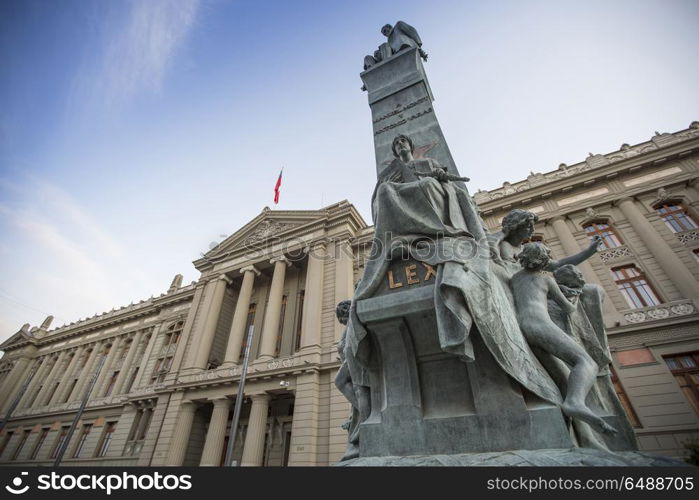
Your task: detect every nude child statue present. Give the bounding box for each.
[511,243,617,435]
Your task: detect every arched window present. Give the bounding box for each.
[611,265,661,309]
[583,221,622,249]
[655,202,698,233]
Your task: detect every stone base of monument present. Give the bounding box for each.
[337,448,687,467]
[353,282,638,459]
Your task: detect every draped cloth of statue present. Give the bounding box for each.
[345,155,562,405]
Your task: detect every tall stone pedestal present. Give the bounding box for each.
[356,284,573,457]
[361,47,463,179]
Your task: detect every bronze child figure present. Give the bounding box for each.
[511,243,617,436]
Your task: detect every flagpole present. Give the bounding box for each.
[54,352,107,466]
[224,325,255,466]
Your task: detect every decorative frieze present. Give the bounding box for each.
[472,125,699,205]
[177,356,298,385]
[623,300,696,324]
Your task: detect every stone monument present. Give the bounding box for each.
[336,22,683,466]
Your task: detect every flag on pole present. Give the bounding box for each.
[273,168,283,204]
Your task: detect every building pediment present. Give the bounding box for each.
[0,328,35,351]
[192,201,366,272]
[194,209,323,268]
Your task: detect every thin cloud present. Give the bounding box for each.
[83,0,200,109]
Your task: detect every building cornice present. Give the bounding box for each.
[475,125,699,214]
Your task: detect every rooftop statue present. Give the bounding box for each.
[382,22,428,61]
[362,20,427,71]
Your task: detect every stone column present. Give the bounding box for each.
[686,178,699,209]
[300,242,326,350]
[48,346,85,406]
[258,257,291,360]
[68,342,102,402]
[0,358,27,403]
[0,356,35,413]
[17,355,52,409]
[223,266,260,366]
[93,336,123,399]
[191,275,230,370]
[240,393,271,466]
[166,401,196,466]
[334,239,355,341]
[549,216,623,325]
[199,398,231,466]
[133,328,159,389]
[112,330,145,395]
[617,197,699,300]
[34,350,68,407]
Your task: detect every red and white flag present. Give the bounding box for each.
[273,168,283,204]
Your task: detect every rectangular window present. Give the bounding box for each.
[124,408,153,456]
[125,367,139,393]
[27,385,43,408]
[294,291,305,352]
[584,222,622,249]
[104,371,119,396]
[274,295,288,357]
[50,426,70,459]
[611,265,661,309]
[0,431,14,458]
[63,379,78,403]
[663,352,699,416]
[12,429,31,460]
[137,409,153,441]
[72,424,92,458]
[656,203,698,233]
[151,356,173,384]
[96,422,116,457]
[610,367,641,428]
[30,428,50,460]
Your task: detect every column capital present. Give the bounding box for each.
[270,255,291,266]
[612,196,636,207]
[248,392,271,403]
[306,239,328,252]
[218,274,233,285]
[210,397,231,408]
[548,215,567,225]
[180,400,197,410]
[240,265,261,276]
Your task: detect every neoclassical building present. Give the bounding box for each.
[0,122,698,465]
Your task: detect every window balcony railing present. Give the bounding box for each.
[676,228,699,246]
[598,245,632,264]
[622,299,696,324]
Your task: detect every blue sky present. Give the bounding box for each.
[1,0,697,343]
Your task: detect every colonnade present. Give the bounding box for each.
[187,239,355,371]
[167,392,273,466]
[0,328,155,415]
